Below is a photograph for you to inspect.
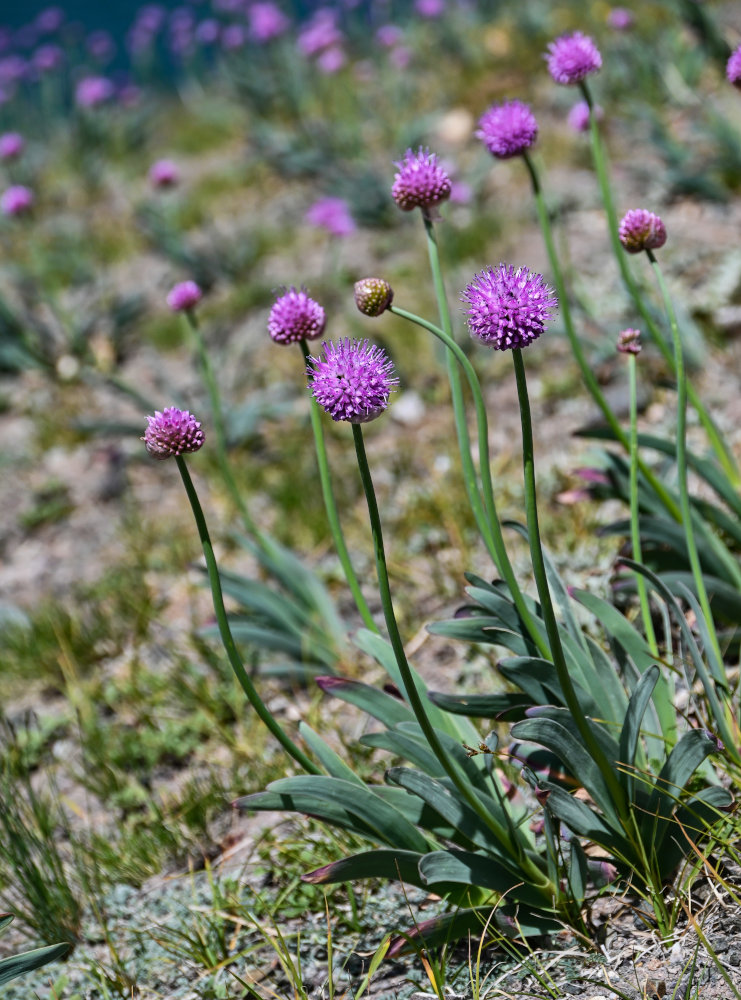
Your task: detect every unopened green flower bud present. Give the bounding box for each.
[353,278,394,318]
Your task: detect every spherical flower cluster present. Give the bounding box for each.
[0,184,33,216]
[143,407,205,459]
[567,100,603,133]
[167,280,202,312]
[248,3,290,42]
[618,209,667,253]
[354,278,394,317]
[546,32,602,85]
[617,328,642,355]
[727,45,741,88]
[75,74,114,107]
[307,339,398,423]
[149,159,180,188]
[461,264,557,351]
[476,100,538,159]
[268,287,326,344]
[415,0,445,16]
[607,7,634,30]
[0,132,24,161]
[391,147,452,216]
[305,196,355,237]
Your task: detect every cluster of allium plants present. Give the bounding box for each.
[137,24,741,956]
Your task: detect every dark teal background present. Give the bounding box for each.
[1,1,179,31]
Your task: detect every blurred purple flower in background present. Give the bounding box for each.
[87,30,116,63]
[462,264,557,350]
[221,24,247,51]
[306,196,356,236]
[727,45,741,88]
[307,339,398,423]
[297,9,343,57]
[546,32,602,85]
[35,6,64,34]
[75,75,114,108]
[14,25,40,51]
[567,99,603,132]
[316,46,346,73]
[167,280,202,312]
[0,55,28,85]
[195,19,221,45]
[376,24,403,47]
[32,43,64,72]
[1,184,34,216]
[415,0,445,17]
[149,159,181,188]
[0,132,25,161]
[249,3,290,42]
[607,7,634,30]
[389,45,411,69]
[477,99,538,159]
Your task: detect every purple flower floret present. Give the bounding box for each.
[143,407,205,459]
[462,264,557,351]
[546,32,602,85]
[307,338,398,423]
[617,328,641,355]
[618,209,667,253]
[567,99,603,132]
[268,287,326,344]
[0,132,24,161]
[167,280,202,312]
[149,158,180,188]
[476,100,538,159]
[727,45,741,88]
[391,147,452,216]
[75,74,114,107]
[0,184,33,216]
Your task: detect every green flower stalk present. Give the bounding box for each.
[618,219,725,669]
[579,79,739,487]
[306,337,554,893]
[617,328,659,657]
[461,264,634,827]
[142,406,318,775]
[168,282,259,536]
[267,285,378,633]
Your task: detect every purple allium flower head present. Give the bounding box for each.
[249,3,290,42]
[15,25,39,50]
[0,184,34,216]
[195,19,220,45]
[75,75,114,108]
[36,6,64,34]
[221,24,247,50]
[727,45,741,88]
[476,100,538,159]
[546,32,602,85]
[449,180,472,204]
[391,147,452,217]
[143,407,205,459]
[268,287,326,344]
[32,43,63,72]
[297,9,342,56]
[167,280,202,312]
[376,24,403,47]
[415,0,445,16]
[0,55,28,85]
[354,278,394,317]
[307,338,398,423]
[462,264,557,350]
[567,99,603,133]
[607,6,634,30]
[617,328,641,355]
[87,29,116,62]
[316,46,346,74]
[306,196,355,236]
[618,209,667,253]
[149,159,180,188]
[0,132,24,161]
